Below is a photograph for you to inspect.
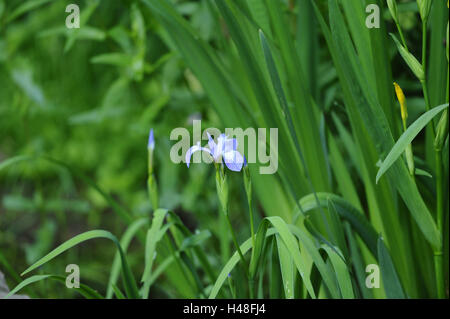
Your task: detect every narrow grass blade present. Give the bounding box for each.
[112,284,126,299]
[4,275,103,299]
[20,230,140,299]
[376,103,449,183]
[249,219,269,280]
[6,0,53,24]
[322,246,354,298]
[296,193,378,256]
[141,209,170,298]
[377,237,406,298]
[107,218,148,299]
[276,234,295,299]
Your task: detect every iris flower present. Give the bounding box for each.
[185,133,245,172]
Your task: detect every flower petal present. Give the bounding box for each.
[185,142,212,167]
[217,134,238,154]
[223,150,244,172]
[224,138,238,154]
[207,132,218,158]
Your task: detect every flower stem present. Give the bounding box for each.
[421,16,444,298]
[420,20,434,126]
[225,213,247,269]
[434,251,445,298]
[244,166,256,298]
[248,278,255,299]
[249,203,255,252]
[396,21,408,51]
[435,149,445,298]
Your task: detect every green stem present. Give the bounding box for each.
[422,20,427,80]
[396,21,408,51]
[421,16,444,298]
[225,213,248,273]
[420,19,436,135]
[248,200,256,299]
[249,200,255,256]
[248,278,254,299]
[436,151,444,241]
[227,275,237,299]
[244,168,255,298]
[434,251,445,298]
[435,150,445,298]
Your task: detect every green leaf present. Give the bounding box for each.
[415,168,432,178]
[296,192,378,257]
[4,275,103,299]
[90,53,132,66]
[210,216,322,299]
[6,0,53,23]
[376,103,449,183]
[266,217,317,298]
[322,246,354,298]
[141,209,171,298]
[112,284,126,299]
[20,230,140,299]
[106,218,148,299]
[249,219,269,279]
[208,228,276,299]
[377,237,406,298]
[276,234,295,299]
[390,34,424,81]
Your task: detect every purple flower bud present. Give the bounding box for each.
[148,128,155,150]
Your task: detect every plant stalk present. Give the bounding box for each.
[225,212,248,272]
[421,16,444,298]
[396,21,408,51]
[435,150,445,298]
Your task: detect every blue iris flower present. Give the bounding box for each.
[185,133,245,172]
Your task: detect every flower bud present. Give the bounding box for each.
[148,128,155,150]
[243,157,252,202]
[391,34,424,81]
[434,109,449,151]
[394,82,408,122]
[417,0,432,22]
[405,144,415,176]
[215,165,229,215]
[148,129,155,175]
[387,0,399,23]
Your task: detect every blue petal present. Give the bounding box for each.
[185,143,201,168]
[223,150,244,172]
[223,136,238,153]
[185,142,212,168]
[207,132,217,158]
